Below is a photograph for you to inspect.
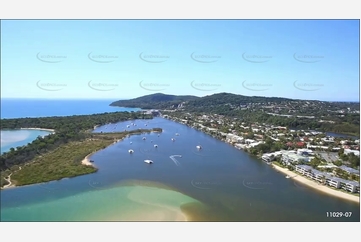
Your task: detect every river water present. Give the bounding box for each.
[1,117,359,221]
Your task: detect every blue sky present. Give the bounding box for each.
[1,20,359,101]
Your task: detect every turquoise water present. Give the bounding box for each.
[1,129,53,154]
[1,184,200,221]
[1,117,360,221]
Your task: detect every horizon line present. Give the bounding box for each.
[1,94,360,103]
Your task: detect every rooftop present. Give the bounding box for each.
[339,165,360,175]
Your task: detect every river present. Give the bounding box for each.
[1,117,359,221]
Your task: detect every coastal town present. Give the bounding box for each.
[158,110,360,196]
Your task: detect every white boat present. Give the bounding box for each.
[127,125,130,128]
[154,144,158,148]
[196,145,202,149]
[130,142,132,144]
[175,133,179,136]
[142,137,146,140]
[128,149,134,154]
[285,175,290,179]
[144,159,153,164]
[171,138,175,141]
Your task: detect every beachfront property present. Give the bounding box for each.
[325,177,360,193]
[226,133,243,143]
[295,165,360,193]
[295,165,325,182]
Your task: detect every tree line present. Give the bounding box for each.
[0,111,154,171]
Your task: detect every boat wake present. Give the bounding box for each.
[169,155,182,166]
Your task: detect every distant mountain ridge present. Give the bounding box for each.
[110,92,360,110]
[109,93,200,109]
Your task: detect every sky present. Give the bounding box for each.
[1,20,359,102]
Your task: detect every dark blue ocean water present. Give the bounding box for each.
[1,98,140,119]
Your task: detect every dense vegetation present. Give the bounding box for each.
[111,92,359,136]
[1,111,152,132]
[0,111,153,171]
[248,137,288,155]
[5,130,161,186]
[110,93,199,109]
[185,92,296,106]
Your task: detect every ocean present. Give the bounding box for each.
[1,98,140,119]
[0,98,141,154]
[0,99,360,221]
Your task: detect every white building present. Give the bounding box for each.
[282,152,310,165]
[226,134,243,143]
[297,148,313,156]
[295,165,360,193]
[344,149,360,156]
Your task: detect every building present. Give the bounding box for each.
[295,165,360,193]
[344,149,360,156]
[297,148,313,156]
[339,165,360,177]
[282,152,310,165]
[325,176,342,189]
[295,165,313,176]
[226,134,243,143]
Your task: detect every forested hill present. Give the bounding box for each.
[109,93,200,109]
[186,92,296,107]
[181,92,359,113]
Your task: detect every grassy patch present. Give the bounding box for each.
[6,130,159,187]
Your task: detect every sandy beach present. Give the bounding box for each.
[81,153,96,167]
[271,164,360,203]
[20,127,55,132]
[81,138,123,167]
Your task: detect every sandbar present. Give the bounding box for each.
[20,127,55,132]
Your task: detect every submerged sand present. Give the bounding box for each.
[272,164,359,203]
[1,181,202,221]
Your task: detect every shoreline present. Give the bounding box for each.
[271,164,360,203]
[81,153,95,167]
[166,116,360,203]
[81,137,125,167]
[1,166,22,190]
[20,127,55,132]
[1,129,156,190]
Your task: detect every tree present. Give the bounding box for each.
[333,160,343,166]
[338,148,344,156]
